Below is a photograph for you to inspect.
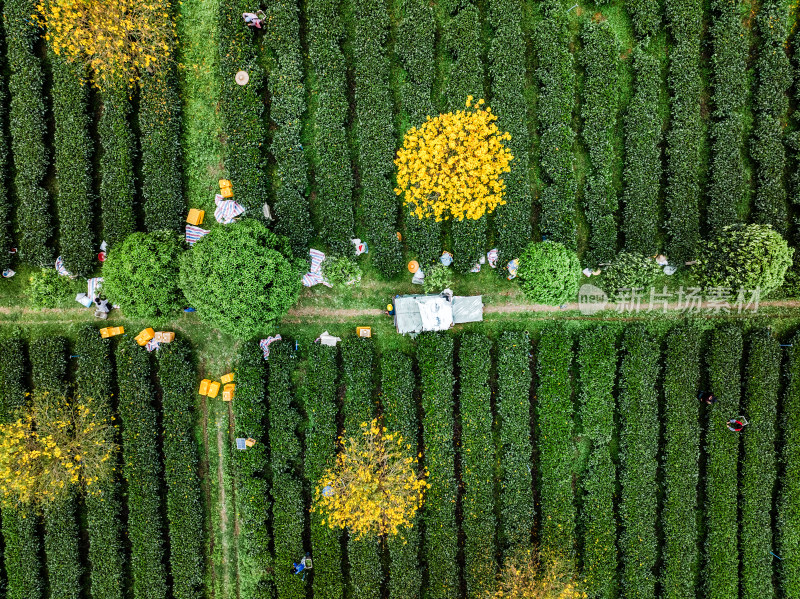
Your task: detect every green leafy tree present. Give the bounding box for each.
[27,269,76,308]
[423,263,453,294]
[179,219,301,338]
[101,231,185,318]
[700,224,793,297]
[321,256,362,287]
[600,251,661,297]
[517,241,580,305]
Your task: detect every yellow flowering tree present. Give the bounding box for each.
[313,418,428,539]
[34,0,176,89]
[485,549,588,599]
[395,96,513,222]
[0,393,117,507]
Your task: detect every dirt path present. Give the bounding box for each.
[215,408,231,599]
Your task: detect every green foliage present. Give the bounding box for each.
[536,327,575,555]
[580,21,619,265]
[0,43,12,272]
[0,340,28,421]
[322,257,362,287]
[115,339,168,599]
[231,342,272,599]
[517,241,580,305]
[489,0,532,264]
[626,0,661,38]
[623,46,661,255]
[452,217,487,275]
[74,327,123,599]
[102,231,185,318]
[380,351,421,599]
[661,326,700,599]
[779,332,800,596]
[534,3,577,248]
[267,343,306,599]
[5,0,52,266]
[27,269,75,309]
[49,52,94,276]
[664,0,701,263]
[700,224,793,297]
[741,329,779,599]
[2,508,42,599]
[99,85,136,248]
[303,343,343,599]
[179,220,300,338]
[577,328,618,598]
[139,66,185,233]
[156,341,204,599]
[704,325,742,599]
[618,326,659,599]
[307,0,354,256]
[496,332,533,550]
[265,0,312,258]
[600,252,661,296]
[417,333,458,599]
[459,334,495,596]
[422,264,453,294]
[217,0,267,214]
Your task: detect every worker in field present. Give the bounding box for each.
[727,417,749,432]
[291,553,312,580]
[242,11,264,28]
[698,391,717,405]
[386,302,396,317]
[94,297,111,320]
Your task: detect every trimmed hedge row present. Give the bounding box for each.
[306,0,354,256]
[580,22,619,266]
[0,339,28,419]
[661,326,700,599]
[341,339,382,599]
[751,0,790,234]
[139,66,185,233]
[4,0,52,265]
[303,343,343,599]
[534,3,577,249]
[536,327,575,555]
[704,325,742,599]
[779,333,800,596]
[417,333,458,599]
[49,53,95,276]
[380,351,421,599]
[99,85,137,248]
[664,0,701,263]
[626,0,661,39]
[577,328,618,598]
[267,343,305,599]
[74,327,124,599]
[496,332,533,550]
[155,341,204,599]
[623,45,661,255]
[489,0,532,263]
[115,339,168,599]
[29,338,82,599]
[397,0,441,267]
[618,326,659,599]
[458,334,496,596]
[707,0,748,233]
[741,329,780,599]
[266,0,312,258]
[352,0,403,278]
[0,52,11,272]
[217,0,267,214]
[231,342,272,599]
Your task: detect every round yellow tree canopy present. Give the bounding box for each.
[395,97,513,222]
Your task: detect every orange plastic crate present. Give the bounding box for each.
[100,327,112,339]
[135,328,155,346]
[111,326,124,336]
[186,209,205,226]
[356,326,372,338]
[198,379,211,395]
[220,372,234,384]
[222,383,235,402]
[207,381,221,399]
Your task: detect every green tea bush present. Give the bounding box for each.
[102,231,185,318]
[600,252,661,296]
[661,326,700,599]
[322,256,362,287]
[303,343,343,599]
[0,49,12,272]
[179,220,301,338]
[417,333,458,599]
[779,333,800,596]
[517,241,580,305]
[27,269,75,309]
[741,330,779,599]
[700,224,793,297]
[626,0,661,38]
[422,264,453,294]
[623,46,661,255]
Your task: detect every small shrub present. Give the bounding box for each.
[101,230,185,318]
[28,269,75,308]
[600,252,661,296]
[517,241,580,305]
[422,263,453,294]
[321,256,362,287]
[700,224,793,297]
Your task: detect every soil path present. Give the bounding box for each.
[216,408,231,598]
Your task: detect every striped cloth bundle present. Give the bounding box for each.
[186,224,211,245]
[214,194,246,224]
[259,335,282,360]
[302,248,332,288]
[88,277,103,300]
[55,256,72,277]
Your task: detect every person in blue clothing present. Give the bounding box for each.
[292,553,312,580]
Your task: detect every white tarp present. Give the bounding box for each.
[394,293,483,335]
[416,296,453,331]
